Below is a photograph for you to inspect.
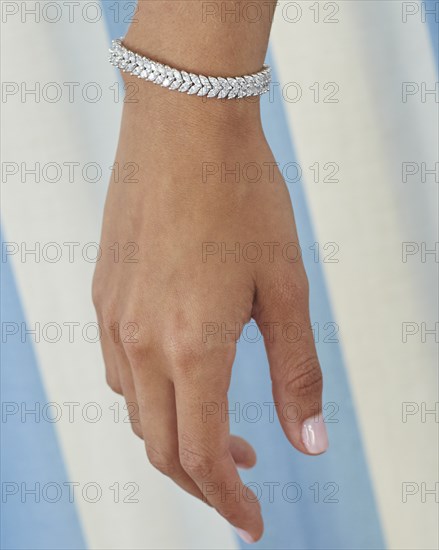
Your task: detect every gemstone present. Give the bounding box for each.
[179,81,192,93]
[169,79,182,90]
[187,84,201,95]
[207,85,220,98]
[189,74,201,87]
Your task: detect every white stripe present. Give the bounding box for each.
[271,1,438,548]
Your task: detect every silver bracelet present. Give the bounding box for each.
[109,38,271,100]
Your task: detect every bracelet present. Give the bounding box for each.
[109,38,271,100]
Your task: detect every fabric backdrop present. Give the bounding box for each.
[1,1,438,549]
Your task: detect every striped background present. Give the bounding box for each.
[1,1,438,549]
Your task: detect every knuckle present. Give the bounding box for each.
[168,340,208,375]
[282,356,323,398]
[100,304,118,334]
[105,372,123,395]
[281,269,309,299]
[118,317,151,368]
[123,341,146,367]
[179,446,215,480]
[91,287,101,310]
[129,419,143,439]
[166,332,235,378]
[146,446,180,477]
[91,276,103,309]
[162,313,205,368]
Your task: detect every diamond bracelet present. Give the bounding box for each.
[109,38,271,100]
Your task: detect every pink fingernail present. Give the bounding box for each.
[235,528,255,544]
[302,413,329,455]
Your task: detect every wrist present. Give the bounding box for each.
[120,71,265,144]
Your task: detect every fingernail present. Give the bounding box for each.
[235,528,255,544]
[302,413,329,454]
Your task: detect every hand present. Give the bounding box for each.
[92,77,328,543]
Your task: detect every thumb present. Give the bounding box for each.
[254,274,329,456]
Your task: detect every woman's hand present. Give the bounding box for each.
[92,78,327,542]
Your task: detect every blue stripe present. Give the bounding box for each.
[424,0,439,65]
[101,0,132,41]
[1,230,86,550]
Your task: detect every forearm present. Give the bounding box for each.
[124,0,276,77]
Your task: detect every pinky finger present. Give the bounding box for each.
[230,436,257,469]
